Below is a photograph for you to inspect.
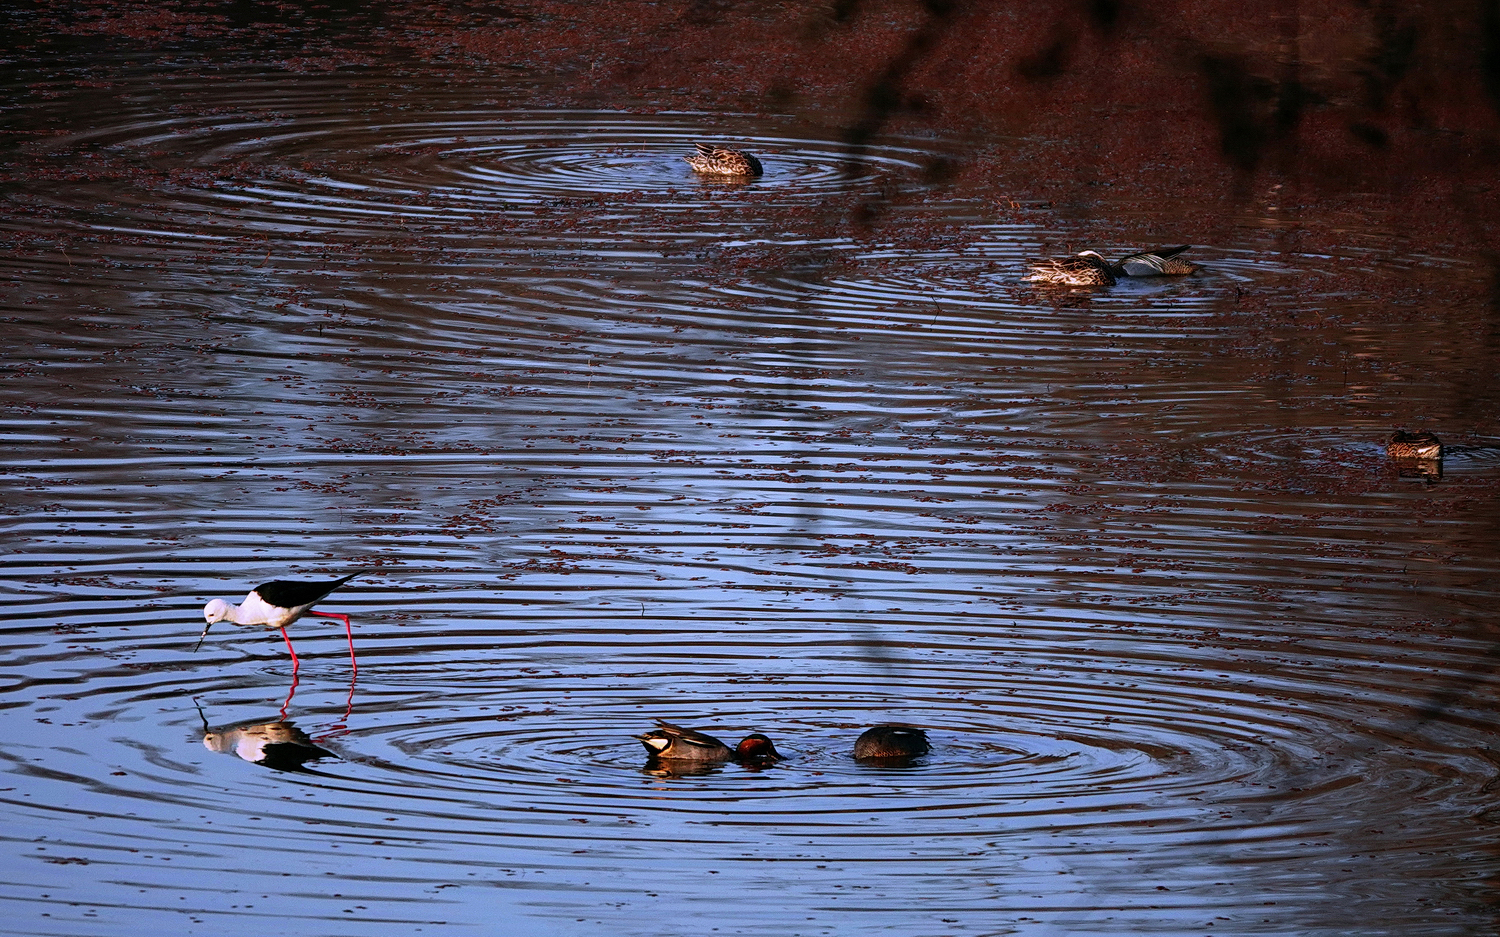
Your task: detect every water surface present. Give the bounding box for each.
[5,64,1500,937]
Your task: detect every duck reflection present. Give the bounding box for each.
[196,701,336,773]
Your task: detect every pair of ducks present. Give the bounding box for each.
[639,720,931,766]
[685,145,1207,290]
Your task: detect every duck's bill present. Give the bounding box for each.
[193,623,211,652]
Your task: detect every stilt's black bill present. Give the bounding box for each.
[193,624,210,652]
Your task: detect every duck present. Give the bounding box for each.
[638,720,782,764]
[1386,430,1442,460]
[1024,245,1201,286]
[1023,250,1116,286]
[1114,245,1199,277]
[853,725,930,762]
[684,142,764,178]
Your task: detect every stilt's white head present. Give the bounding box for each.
[195,599,234,652]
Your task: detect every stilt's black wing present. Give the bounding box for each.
[259,740,338,772]
[254,572,361,609]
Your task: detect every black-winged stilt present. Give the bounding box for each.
[196,572,363,672]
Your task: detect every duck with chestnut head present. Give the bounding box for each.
[638,720,782,766]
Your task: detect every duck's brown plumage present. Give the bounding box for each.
[684,143,763,177]
[1386,430,1442,460]
[1026,245,1201,286]
[1024,250,1117,286]
[1115,245,1199,277]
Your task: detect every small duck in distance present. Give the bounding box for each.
[638,720,782,764]
[684,142,764,178]
[853,725,930,764]
[1025,245,1201,286]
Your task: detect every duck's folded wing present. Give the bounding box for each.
[1117,245,1191,276]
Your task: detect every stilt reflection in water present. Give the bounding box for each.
[196,700,337,773]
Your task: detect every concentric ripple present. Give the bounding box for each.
[4,62,1500,937]
[438,114,926,198]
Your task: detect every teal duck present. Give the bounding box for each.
[853,725,930,762]
[638,720,782,764]
[684,142,764,178]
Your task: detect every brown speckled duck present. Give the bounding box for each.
[1386,430,1443,481]
[1023,250,1117,286]
[1025,245,1201,286]
[1386,430,1442,460]
[684,143,764,178]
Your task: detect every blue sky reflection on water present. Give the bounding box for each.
[3,62,1500,937]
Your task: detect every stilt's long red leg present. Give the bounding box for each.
[280,626,300,671]
[278,672,300,722]
[308,610,357,675]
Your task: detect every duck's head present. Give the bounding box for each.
[637,730,672,756]
[735,733,782,763]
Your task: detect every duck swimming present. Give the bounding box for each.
[1114,245,1200,277]
[1023,250,1117,286]
[684,143,764,178]
[853,725,930,763]
[1025,245,1200,286]
[1386,430,1442,460]
[638,720,782,764]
